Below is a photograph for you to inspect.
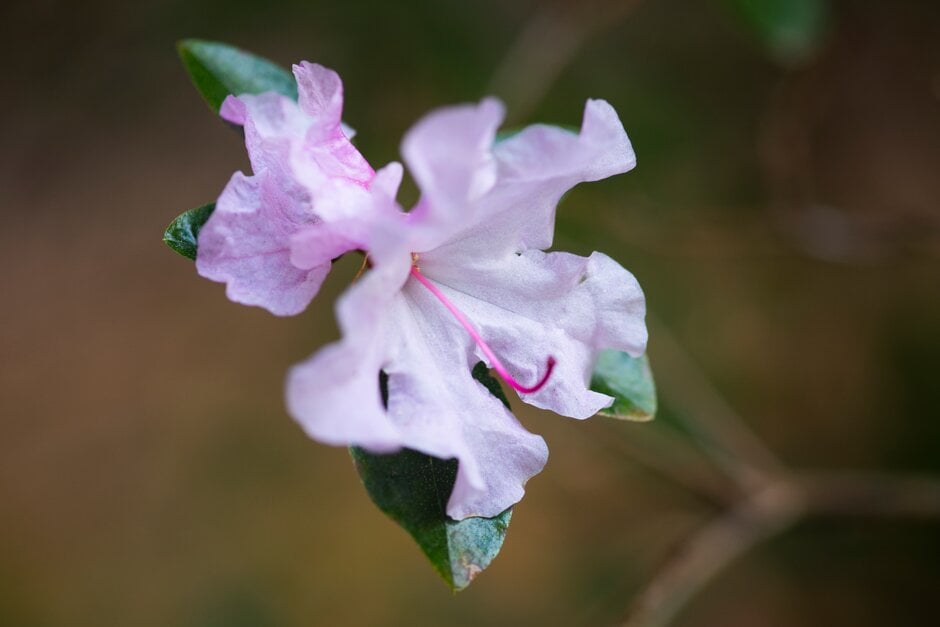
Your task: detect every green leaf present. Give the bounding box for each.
[177,39,298,112]
[163,203,214,260]
[591,350,657,422]
[723,0,829,65]
[350,364,513,591]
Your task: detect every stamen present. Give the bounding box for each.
[352,253,370,283]
[409,264,555,394]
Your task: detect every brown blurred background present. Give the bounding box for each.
[1,0,939,625]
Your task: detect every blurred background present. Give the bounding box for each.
[1,0,939,625]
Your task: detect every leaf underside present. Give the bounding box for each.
[590,350,657,422]
[350,364,513,591]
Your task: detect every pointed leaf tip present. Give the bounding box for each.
[177,39,298,112]
[164,203,215,261]
[350,448,512,591]
[351,364,515,590]
[591,350,657,422]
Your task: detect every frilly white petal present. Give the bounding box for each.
[401,98,504,235]
[420,248,647,419]
[204,64,374,315]
[286,248,550,519]
[286,257,411,451]
[196,171,329,316]
[383,276,549,518]
[409,98,636,258]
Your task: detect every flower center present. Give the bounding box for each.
[409,255,555,394]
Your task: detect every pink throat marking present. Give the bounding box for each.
[409,264,555,394]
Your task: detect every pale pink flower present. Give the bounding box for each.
[196,63,374,316]
[286,98,647,519]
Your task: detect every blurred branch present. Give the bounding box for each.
[601,421,740,506]
[648,315,786,490]
[799,471,940,519]
[491,8,940,626]
[488,0,642,124]
[623,471,940,626]
[623,480,805,627]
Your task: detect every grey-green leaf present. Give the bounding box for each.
[591,350,657,422]
[350,448,512,591]
[177,39,298,112]
[723,0,830,65]
[350,364,513,591]
[163,203,214,260]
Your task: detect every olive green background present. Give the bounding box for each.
[1,0,938,625]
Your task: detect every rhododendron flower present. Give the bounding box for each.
[196,63,374,315]
[286,98,647,519]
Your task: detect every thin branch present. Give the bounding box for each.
[623,481,805,627]
[623,471,940,626]
[799,470,940,519]
[600,421,740,505]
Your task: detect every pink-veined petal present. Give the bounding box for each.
[294,62,343,127]
[418,248,647,419]
[204,64,376,315]
[196,171,330,316]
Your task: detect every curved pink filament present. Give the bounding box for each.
[409,265,555,394]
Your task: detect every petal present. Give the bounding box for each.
[205,65,377,315]
[401,98,504,248]
[290,125,373,195]
[285,255,412,451]
[383,277,549,518]
[286,249,549,519]
[234,92,312,175]
[226,69,372,189]
[290,162,408,270]
[498,99,636,185]
[196,171,331,316]
[290,63,374,188]
[418,248,647,419]
[219,94,247,125]
[370,161,404,199]
[293,62,343,127]
[412,99,636,261]
[288,221,360,271]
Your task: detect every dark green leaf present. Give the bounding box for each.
[469,361,510,410]
[591,350,657,422]
[350,364,513,590]
[723,0,829,65]
[163,203,214,260]
[350,448,512,591]
[177,39,298,112]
